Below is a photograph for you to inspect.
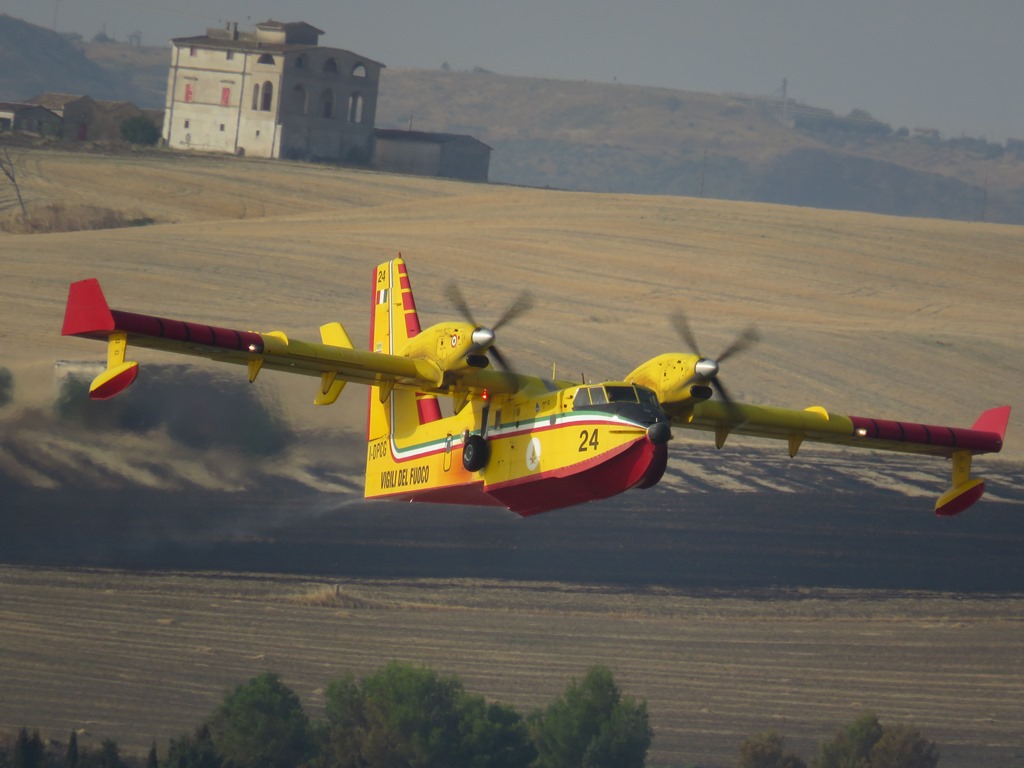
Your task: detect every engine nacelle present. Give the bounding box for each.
[626,353,709,406]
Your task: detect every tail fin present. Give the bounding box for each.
[366,256,441,447]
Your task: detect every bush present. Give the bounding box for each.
[120,116,160,146]
[324,661,535,768]
[739,731,806,768]
[528,665,652,768]
[166,725,221,768]
[0,203,154,234]
[208,673,314,768]
[812,713,938,768]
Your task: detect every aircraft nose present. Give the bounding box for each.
[647,420,672,445]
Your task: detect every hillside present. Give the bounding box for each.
[0,147,1021,495]
[1,14,1021,222]
[0,14,154,106]
[374,68,1024,223]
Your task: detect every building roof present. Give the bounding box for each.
[374,129,492,150]
[170,34,383,66]
[26,92,92,110]
[0,101,39,112]
[170,19,383,67]
[256,20,325,35]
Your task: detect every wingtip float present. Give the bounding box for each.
[61,258,1011,516]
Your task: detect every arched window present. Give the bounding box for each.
[258,53,275,65]
[295,54,306,69]
[260,81,274,111]
[351,63,367,78]
[289,84,307,115]
[347,93,364,123]
[320,88,334,119]
[251,83,259,110]
[323,58,338,74]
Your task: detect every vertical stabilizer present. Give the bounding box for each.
[365,257,443,496]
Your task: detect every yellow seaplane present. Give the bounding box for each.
[62,256,1010,516]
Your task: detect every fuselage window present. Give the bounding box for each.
[589,387,608,405]
[572,389,591,408]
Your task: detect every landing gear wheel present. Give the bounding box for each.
[462,434,490,472]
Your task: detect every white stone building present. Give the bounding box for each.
[162,20,383,161]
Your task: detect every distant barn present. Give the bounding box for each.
[0,102,60,136]
[374,129,491,182]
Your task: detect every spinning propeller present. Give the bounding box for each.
[445,281,534,372]
[672,311,759,413]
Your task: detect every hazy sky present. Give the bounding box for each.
[6,0,1023,141]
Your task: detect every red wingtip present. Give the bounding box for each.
[971,406,1011,441]
[62,278,115,337]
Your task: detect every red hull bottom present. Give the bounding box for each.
[487,437,666,516]
[375,437,666,516]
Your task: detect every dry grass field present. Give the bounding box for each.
[3,147,1021,430]
[1,566,1021,768]
[1,146,1022,767]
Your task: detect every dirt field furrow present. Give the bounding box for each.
[1,566,1020,768]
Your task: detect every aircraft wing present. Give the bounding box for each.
[673,400,1008,457]
[666,399,1010,515]
[61,278,448,402]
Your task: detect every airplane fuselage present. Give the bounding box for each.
[365,380,671,515]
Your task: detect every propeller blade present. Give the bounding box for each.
[493,291,534,331]
[671,312,702,356]
[445,281,477,327]
[717,326,760,363]
[489,346,513,373]
[444,282,534,375]
[711,378,745,424]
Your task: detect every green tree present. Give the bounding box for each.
[208,673,314,768]
[13,730,44,768]
[813,714,937,768]
[120,116,160,146]
[65,731,79,768]
[324,661,534,768]
[166,725,221,768]
[146,740,159,768]
[528,665,652,768]
[460,698,535,768]
[738,731,806,768]
[814,713,883,768]
[78,739,125,768]
[868,725,938,768]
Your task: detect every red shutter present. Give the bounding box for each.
[184,83,193,103]
[221,87,231,106]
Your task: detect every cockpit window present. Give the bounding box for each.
[636,387,659,407]
[605,385,638,403]
[575,385,657,408]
